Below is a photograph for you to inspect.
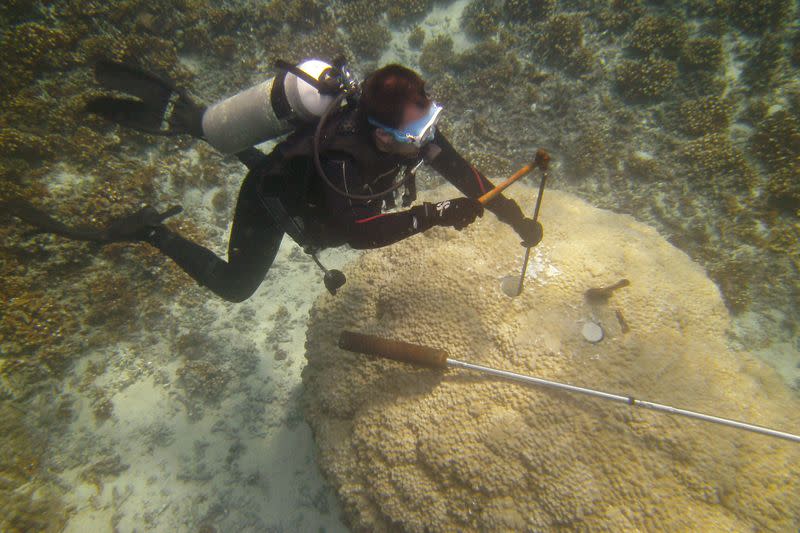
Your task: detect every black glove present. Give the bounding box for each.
[411,198,484,231]
[487,196,543,246]
[515,218,543,247]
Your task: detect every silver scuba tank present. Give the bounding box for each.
[201,59,340,154]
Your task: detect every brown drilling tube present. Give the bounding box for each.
[338,331,449,369]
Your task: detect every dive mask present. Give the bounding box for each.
[368,102,443,148]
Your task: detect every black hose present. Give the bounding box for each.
[313,93,409,202]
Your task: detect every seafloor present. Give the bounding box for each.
[0,0,798,531]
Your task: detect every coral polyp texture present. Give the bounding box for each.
[303,185,800,532]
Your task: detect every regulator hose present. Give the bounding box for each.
[313,92,410,202]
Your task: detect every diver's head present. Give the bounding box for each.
[358,64,442,157]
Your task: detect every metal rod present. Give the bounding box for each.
[309,250,329,274]
[516,168,548,296]
[446,358,800,444]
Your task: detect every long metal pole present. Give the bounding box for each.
[447,358,800,444]
[516,163,549,296]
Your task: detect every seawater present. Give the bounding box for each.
[0,0,798,531]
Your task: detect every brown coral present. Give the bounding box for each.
[615,56,677,101]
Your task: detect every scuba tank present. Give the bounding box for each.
[201,59,359,154]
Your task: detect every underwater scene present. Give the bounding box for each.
[1,0,799,531]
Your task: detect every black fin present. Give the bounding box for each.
[2,197,105,241]
[88,60,205,137]
[85,96,168,134]
[94,60,174,103]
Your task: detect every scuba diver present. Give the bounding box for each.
[4,59,542,302]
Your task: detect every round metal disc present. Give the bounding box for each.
[582,321,604,343]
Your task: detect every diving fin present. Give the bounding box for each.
[101,205,183,242]
[2,197,106,241]
[2,197,183,244]
[86,60,205,138]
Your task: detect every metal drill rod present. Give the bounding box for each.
[446,358,800,444]
[515,166,549,296]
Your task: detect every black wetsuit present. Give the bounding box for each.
[147,129,521,302]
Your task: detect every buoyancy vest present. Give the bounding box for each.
[255,106,413,248]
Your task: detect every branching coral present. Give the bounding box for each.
[347,23,391,61]
[453,41,520,99]
[262,0,329,31]
[680,37,724,72]
[627,15,688,58]
[0,22,73,97]
[742,34,786,94]
[750,110,800,213]
[538,14,594,74]
[177,360,231,402]
[503,0,554,23]
[680,133,755,190]
[615,57,677,102]
[462,0,502,39]
[597,0,644,33]
[387,0,433,25]
[717,0,792,35]
[0,404,69,532]
[408,25,425,49]
[333,0,388,59]
[419,35,456,76]
[677,95,733,136]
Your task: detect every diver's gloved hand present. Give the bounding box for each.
[516,218,543,247]
[102,205,183,243]
[86,60,205,138]
[486,195,542,245]
[411,197,484,231]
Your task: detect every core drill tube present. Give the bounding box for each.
[337,331,800,444]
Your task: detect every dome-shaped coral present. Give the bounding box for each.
[303,185,800,532]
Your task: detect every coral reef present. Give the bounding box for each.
[262,0,329,32]
[615,56,678,102]
[749,110,800,213]
[565,119,617,179]
[462,0,501,39]
[676,95,733,136]
[538,13,594,75]
[681,133,755,190]
[596,0,644,33]
[177,360,231,403]
[627,15,687,58]
[717,0,792,35]
[80,454,129,491]
[419,35,456,76]
[387,0,433,25]
[0,22,74,97]
[303,186,800,532]
[347,22,391,61]
[679,37,724,72]
[503,0,554,23]
[742,34,786,94]
[334,0,388,60]
[0,404,69,532]
[407,25,425,49]
[453,41,520,100]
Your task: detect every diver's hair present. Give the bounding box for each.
[357,64,431,130]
